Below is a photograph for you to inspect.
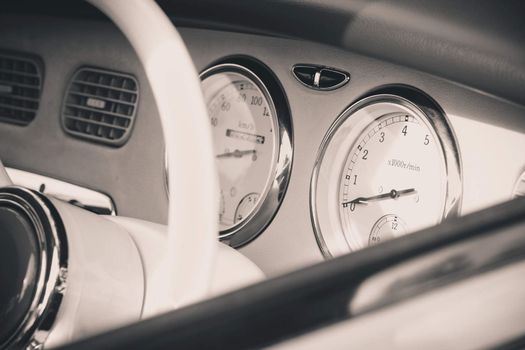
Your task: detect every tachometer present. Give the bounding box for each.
[200,62,292,247]
[311,91,462,257]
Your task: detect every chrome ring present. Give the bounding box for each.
[310,90,462,258]
[165,59,293,247]
[0,186,68,349]
[200,61,293,247]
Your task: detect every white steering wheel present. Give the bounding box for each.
[87,0,219,310]
[0,2,267,347]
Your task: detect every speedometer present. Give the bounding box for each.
[311,91,462,257]
[200,62,292,247]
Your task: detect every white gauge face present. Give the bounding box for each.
[339,113,446,249]
[202,68,278,234]
[311,94,461,256]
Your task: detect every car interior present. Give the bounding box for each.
[0,0,524,349]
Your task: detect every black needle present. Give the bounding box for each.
[343,188,417,206]
[216,149,256,159]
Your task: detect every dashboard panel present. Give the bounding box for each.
[181,27,525,275]
[0,14,524,278]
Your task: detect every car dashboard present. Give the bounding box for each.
[0,4,524,281]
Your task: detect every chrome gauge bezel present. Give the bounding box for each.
[310,92,462,258]
[0,186,68,349]
[199,61,293,247]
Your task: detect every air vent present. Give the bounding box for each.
[0,52,42,125]
[62,67,138,146]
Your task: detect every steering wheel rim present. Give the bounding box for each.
[87,0,219,311]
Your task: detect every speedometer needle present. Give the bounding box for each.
[216,149,256,159]
[343,188,417,206]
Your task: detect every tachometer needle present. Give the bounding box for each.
[216,149,257,159]
[343,188,417,206]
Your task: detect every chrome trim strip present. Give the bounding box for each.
[0,186,68,349]
[5,167,116,216]
[313,71,321,88]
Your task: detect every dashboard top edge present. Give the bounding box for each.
[1,0,523,106]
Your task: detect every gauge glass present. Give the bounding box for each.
[339,113,446,249]
[311,94,462,256]
[201,68,279,234]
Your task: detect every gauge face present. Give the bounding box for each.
[311,93,462,256]
[339,113,446,250]
[201,64,280,236]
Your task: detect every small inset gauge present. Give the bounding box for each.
[200,61,293,247]
[369,214,407,246]
[235,193,260,224]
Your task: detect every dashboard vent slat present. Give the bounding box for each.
[0,52,42,126]
[62,67,139,146]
